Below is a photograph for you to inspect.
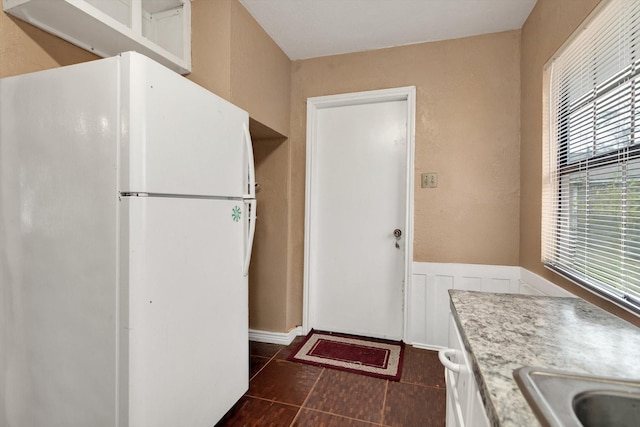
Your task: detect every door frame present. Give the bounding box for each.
[303,86,416,341]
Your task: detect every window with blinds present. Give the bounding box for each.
[542,0,640,314]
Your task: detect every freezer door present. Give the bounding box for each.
[122,196,249,427]
[121,52,252,198]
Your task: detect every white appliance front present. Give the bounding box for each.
[1,56,120,427]
[123,196,248,426]
[121,52,251,198]
[1,52,253,427]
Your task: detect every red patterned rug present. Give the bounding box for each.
[287,330,405,381]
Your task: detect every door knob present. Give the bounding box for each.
[393,229,402,249]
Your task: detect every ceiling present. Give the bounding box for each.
[239,0,538,60]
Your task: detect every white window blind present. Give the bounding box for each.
[542,0,640,313]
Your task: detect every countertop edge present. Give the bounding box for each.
[449,292,500,427]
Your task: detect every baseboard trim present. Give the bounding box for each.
[410,343,447,351]
[249,326,303,345]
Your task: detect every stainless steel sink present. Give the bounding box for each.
[513,367,640,427]
[573,390,640,426]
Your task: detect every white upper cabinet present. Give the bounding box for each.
[3,0,191,74]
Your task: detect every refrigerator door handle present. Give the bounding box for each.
[243,198,257,277]
[243,123,256,199]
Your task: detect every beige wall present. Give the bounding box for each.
[520,0,639,326]
[286,31,522,330]
[189,0,290,137]
[229,2,290,137]
[190,0,292,332]
[249,137,289,331]
[0,12,97,78]
[189,0,232,100]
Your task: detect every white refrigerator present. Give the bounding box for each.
[0,52,256,427]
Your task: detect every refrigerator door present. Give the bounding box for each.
[120,52,252,198]
[122,196,249,427]
[1,58,120,427]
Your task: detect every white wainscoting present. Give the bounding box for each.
[249,265,573,346]
[408,263,574,349]
[520,268,574,297]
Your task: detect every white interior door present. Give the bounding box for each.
[305,87,415,341]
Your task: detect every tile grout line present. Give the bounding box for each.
[248,356,270,382]
[380,379,389,426]
[242,394,301,409]
[400,380,446,390]
[249,346,283,382]
[248,343,444,426]
[288,367,325,427]
[296,406,388,426]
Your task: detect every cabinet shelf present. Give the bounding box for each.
[4,0,191,74]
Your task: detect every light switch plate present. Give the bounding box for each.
[421,173,438,188]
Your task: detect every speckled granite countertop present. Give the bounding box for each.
[449,290,640,427]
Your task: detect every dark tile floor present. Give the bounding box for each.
[216,337,446,427]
